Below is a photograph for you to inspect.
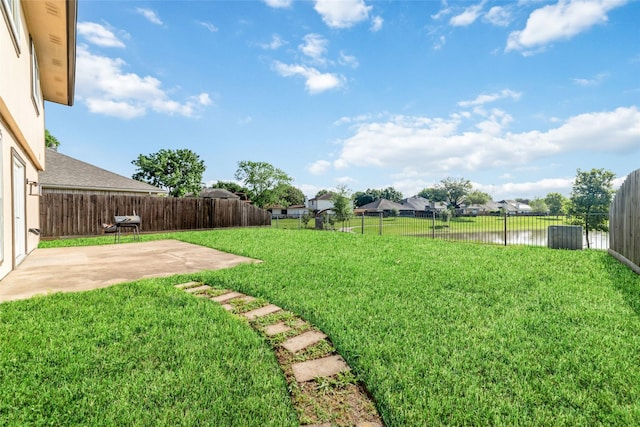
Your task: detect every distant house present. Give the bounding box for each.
[39,150,166,196]
[199,188,240,199]
[461,201,501,216]
[358,199,407,216]
[266,204,285,219]
[497,200,532,214]
[399,196,447,216]
[267,204,309,219]
[308,192,334,213]
[399,196,430,212]
[287,205,309,217]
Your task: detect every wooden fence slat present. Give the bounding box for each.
[609,169,640,273]
[39,194,271,238]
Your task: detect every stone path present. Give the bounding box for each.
[175,282,383,427]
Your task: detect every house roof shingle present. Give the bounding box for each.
[359,199,407,211]
[39,150,166,195]
[199,188,240,199]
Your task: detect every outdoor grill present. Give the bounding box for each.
[114,215,141,242]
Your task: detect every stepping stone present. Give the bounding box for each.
[243,304,281,320]
[282,330,327,353]
[291,355,349,383]
[235,295,256,303]
[264,322,292,336]
[357,423,382,427]
[211,291,244,303]
[304,424,331,427]
[174,282,201,289]
[221,304,234,311]
[184,285,211,293]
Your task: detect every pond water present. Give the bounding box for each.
[413,229,609,250]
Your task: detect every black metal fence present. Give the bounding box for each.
[272,212,609,250]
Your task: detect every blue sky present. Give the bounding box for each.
[46,0,640,200]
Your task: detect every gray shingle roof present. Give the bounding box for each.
[400,196,430,211]
[199,188,240,199]
[359,199,407,211]
[39,150,166,194]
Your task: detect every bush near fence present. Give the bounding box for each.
[39,193,271,238]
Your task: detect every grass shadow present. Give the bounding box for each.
[603,253,640,318]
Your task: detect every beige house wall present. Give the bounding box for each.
[1,1,46,279]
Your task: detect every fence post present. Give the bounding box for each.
[503,211,508,246]
[361,213,364,234]
[432,211,435,239]
[379,212,383,235]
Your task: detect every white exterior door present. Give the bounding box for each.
[13,157,26,264]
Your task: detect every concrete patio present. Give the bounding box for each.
[0,240,259,303]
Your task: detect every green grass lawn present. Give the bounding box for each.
[0,278,296,426]
[10,228,640,426]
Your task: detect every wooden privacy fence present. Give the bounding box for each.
[609,168,640,274]
[40,194,271,238]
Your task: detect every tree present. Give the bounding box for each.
[545,192,568,216]
[465,190,491,205]
[354,189,380,207]
[315,189,330,198]
[433,177,472,208]
[281,185,305,207]
[210,180,249,196]
[380,186,403,202]
[331,184,353,222]
[352,187,402,207]
[529,197,548,214]
[569,168,615,248]
[132,149,205,197]
[353,188,382,207]
[418,187,447,202]
[234,160,292,208]
[45,129,60,150]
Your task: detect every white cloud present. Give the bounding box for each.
[85,99,145,119]
[572,72,609,86]
[77,22,125,48]
[314,0,372,28]
[483,6,512,27]
[198,21,219,32]
[331,106,640,176]
[339,51,359,68]
[434,35,446,51]
[308,160,332,175]
[273,61,344,94]
[450,2,484,27]
[299,34,329,64]
[195,93,213,106]
[458,89,522,107]
[136,8,163,25]
[431,1,452,20]
[370,16,383,32]
[506,0,627,53]
[261,34,286,50]
[489,178,574,199]
[263,0,292,8]
[335,176,356,184]
[75,45,211,119]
